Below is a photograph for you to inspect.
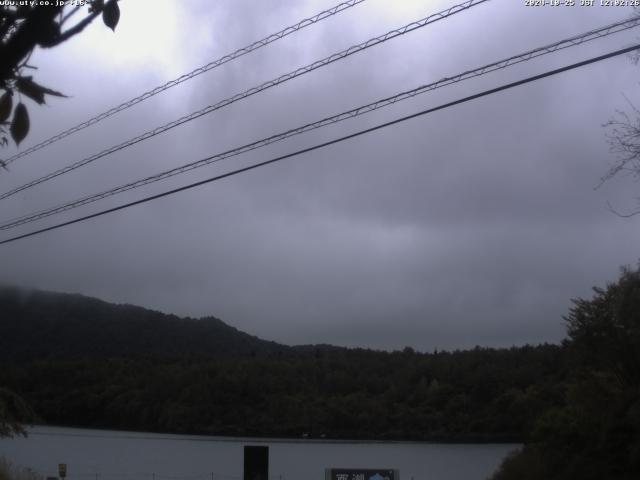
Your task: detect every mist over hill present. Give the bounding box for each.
[0,285,566,441]
[0,286,287,360]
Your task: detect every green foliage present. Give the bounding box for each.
[0,388,34,438]
[490,447,548,480]
[565,266,640,386]
[0,348,565,441]
[491,265,640,480]
[0,457,42,480]
[0,1,119,148]
[0,287,566,441]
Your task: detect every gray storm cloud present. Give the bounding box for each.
[1,0,639,351]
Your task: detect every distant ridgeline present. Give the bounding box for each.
[0,286,566,441]
[0,287,284,359]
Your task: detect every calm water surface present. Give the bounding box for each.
[0,426,517,480]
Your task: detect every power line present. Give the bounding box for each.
[2,15,638,231]
[0,0,490,201]
[1,43,637,247]
[1,0,367,166]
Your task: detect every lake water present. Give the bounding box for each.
[0,426,517,480]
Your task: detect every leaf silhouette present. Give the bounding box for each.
[103,0,120,31]
[10,103,29,145]
[0,91,12,123]
[16,76,67,105]
[89,0,104,14]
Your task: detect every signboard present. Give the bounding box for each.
[58,464,67,479]
[325,469,398,480]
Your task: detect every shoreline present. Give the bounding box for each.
[22,424,522,446]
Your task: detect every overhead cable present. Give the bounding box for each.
[1,0,367,166]
[2,15,638,231]
[1,42,638,246]
[0,0,490,201]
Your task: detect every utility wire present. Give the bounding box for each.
[1,0,367,166]
[0,0,490,201]
[1,43,638,247]
[2,16,638,231]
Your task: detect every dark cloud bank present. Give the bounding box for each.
[1,0,639,351]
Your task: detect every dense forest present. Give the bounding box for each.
[490,266,640,480]
[0,285,566,441]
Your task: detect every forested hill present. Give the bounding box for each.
[0,286,286,360]
[0,285,568,441]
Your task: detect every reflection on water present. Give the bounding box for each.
[0,426,517,480]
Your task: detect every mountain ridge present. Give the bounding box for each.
[0,285,568,441]
[0,285,289,360]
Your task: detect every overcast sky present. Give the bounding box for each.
[1,0,640,351]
